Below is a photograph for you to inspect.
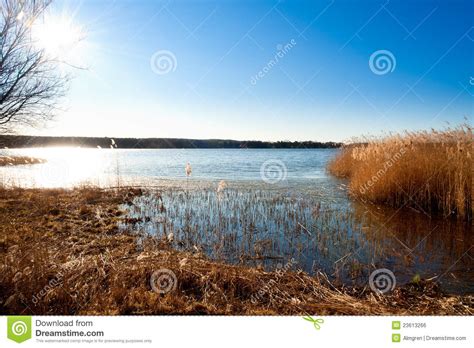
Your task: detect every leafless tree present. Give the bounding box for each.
[0,0,67,133]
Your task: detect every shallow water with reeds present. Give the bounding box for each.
[1,148,472,293]
[122,186,473,294]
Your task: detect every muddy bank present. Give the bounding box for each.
[0,187,472,315]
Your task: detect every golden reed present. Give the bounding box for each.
[328,124,473,220]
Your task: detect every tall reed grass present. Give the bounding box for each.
[328,124,473,220]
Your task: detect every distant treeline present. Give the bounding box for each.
[0,135,342,149]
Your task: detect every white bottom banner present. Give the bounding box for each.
[0,316,472,347]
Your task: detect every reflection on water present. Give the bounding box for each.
[352,203,473,293]
[1,147,472,293]
[0,147,113,188]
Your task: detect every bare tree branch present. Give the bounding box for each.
[0,0,68,133]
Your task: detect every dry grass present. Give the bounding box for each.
[0,187,472,315]
[0,156,45,166]
[328,124,473,220]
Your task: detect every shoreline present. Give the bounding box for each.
[0,187,472,315]
[0,135,342,149]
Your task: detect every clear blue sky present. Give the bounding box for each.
[32,0,474,142]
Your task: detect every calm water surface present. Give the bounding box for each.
[0,148,472,293]
[0,148,338,187]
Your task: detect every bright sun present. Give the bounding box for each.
[32,14,84,60]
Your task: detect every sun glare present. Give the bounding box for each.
[32,13,84,61]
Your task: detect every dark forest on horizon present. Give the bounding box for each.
[0,135,342,149]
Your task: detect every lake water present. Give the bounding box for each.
[1,147,472,294]
[0,148,340,188]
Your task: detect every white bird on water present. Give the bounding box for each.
[167,232,174,243]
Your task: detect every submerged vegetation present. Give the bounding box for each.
[123,188,473,292]
[123,189,363,274]
[328,124,473,220]
[0,187,472,315]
